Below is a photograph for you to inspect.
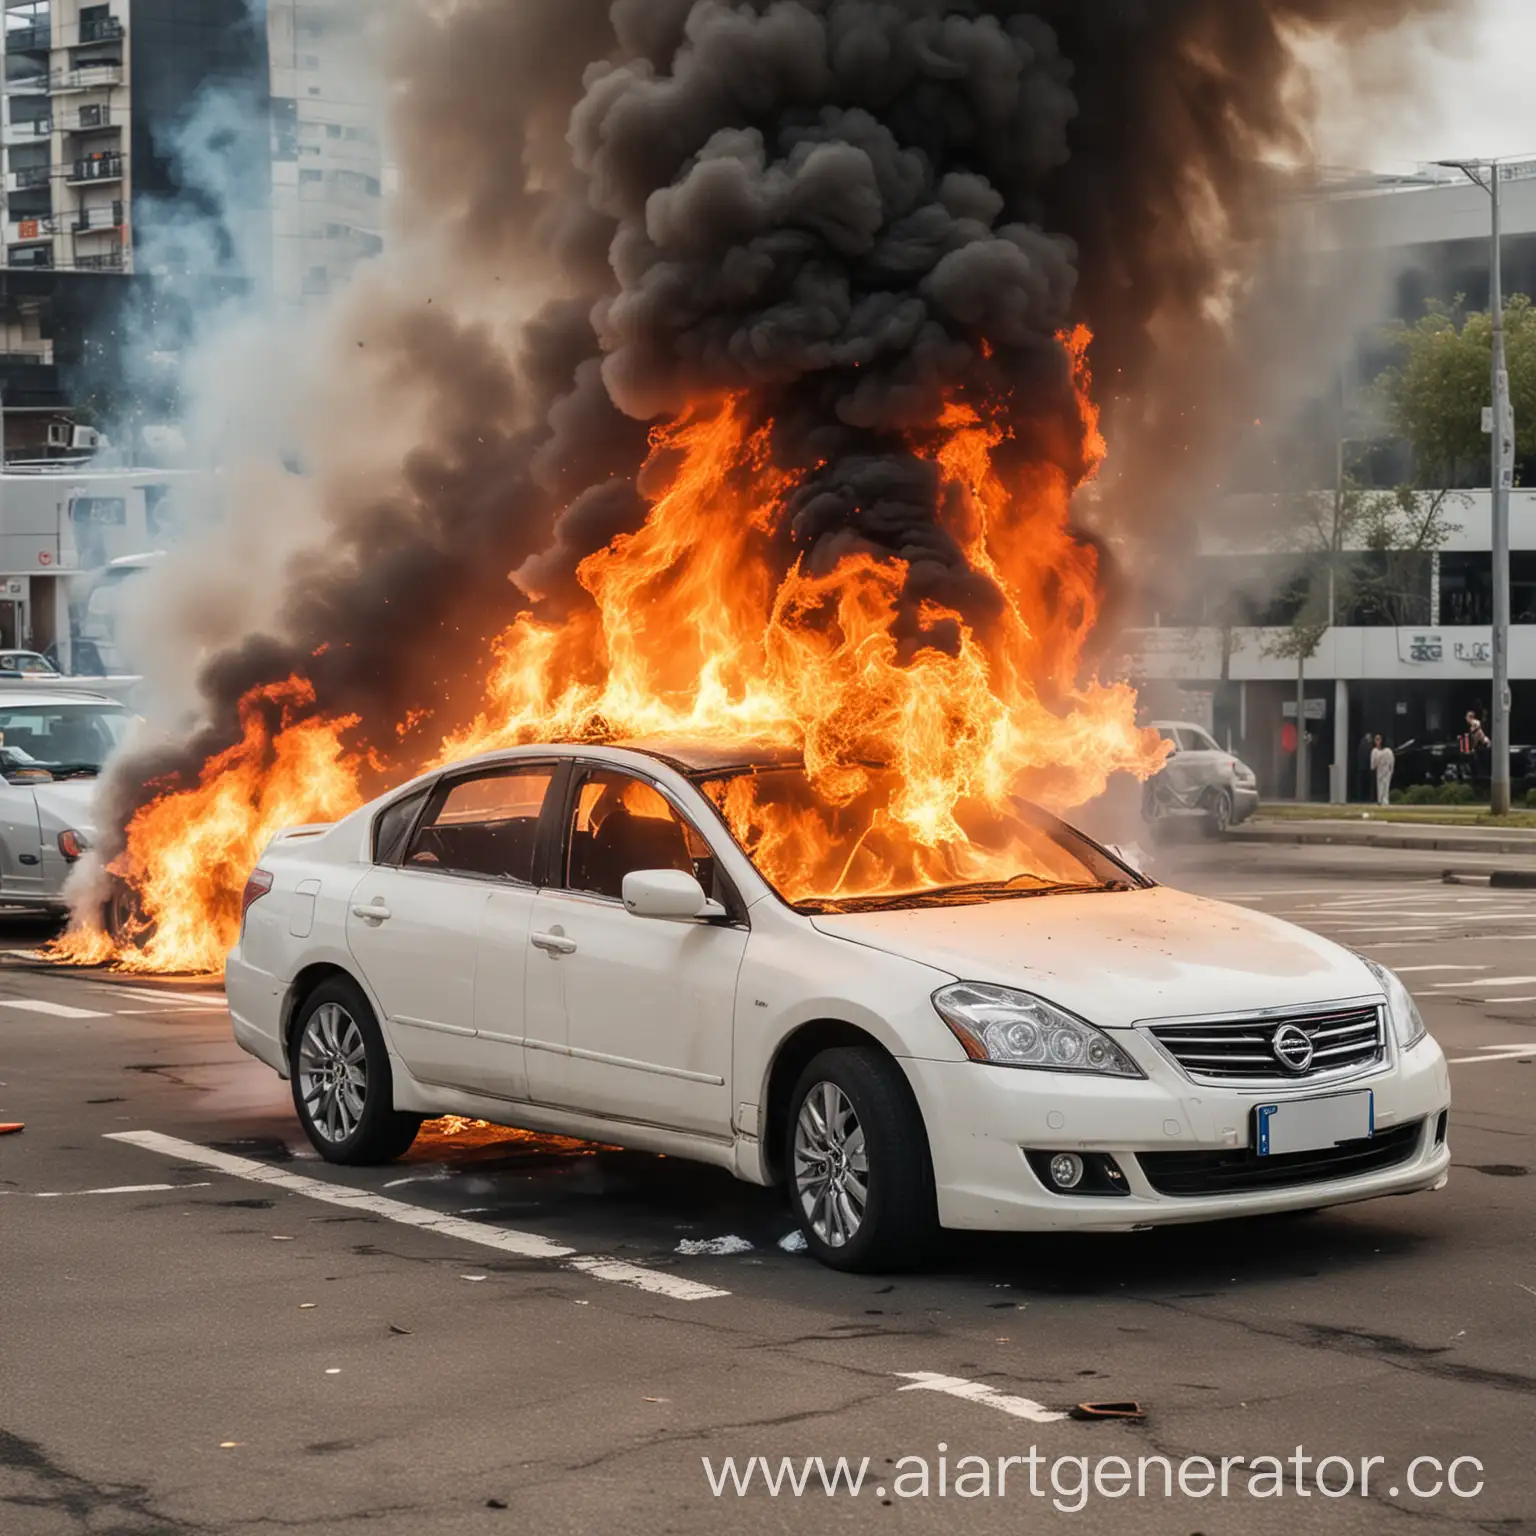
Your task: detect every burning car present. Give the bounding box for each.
[0,689,130,914]
[226,739,1450,1273]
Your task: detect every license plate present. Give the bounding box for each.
[1254,1091,1373,1156]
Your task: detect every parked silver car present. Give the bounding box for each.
[1141,720,1260,837]
[0,688,127,913]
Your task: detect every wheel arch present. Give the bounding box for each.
[281,961,366,1065]
[761,1019,924,1186]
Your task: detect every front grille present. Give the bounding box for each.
[1147,1004,1384,1083]
[1138,1120,1424,1197]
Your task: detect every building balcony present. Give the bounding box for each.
[79,17,125,45]
[10,163,53,190]
[69,152,121,183]
[73,247,124,271]
[5,244,53,269]
[50,63,122,92]
[7,68,49,93]
[6,23,51,53]
[72,200,123,233]
[7,212,57,241]
[71,103,111,130]
[4,114,52,142]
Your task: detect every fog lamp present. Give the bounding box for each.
[1049,1152,1085,1189]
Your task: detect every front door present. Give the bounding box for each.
[523,766,746,1138]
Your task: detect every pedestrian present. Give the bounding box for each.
[1356,730,1374,803]
[1370,734,1395,807]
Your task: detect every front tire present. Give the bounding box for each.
[786,1046,938,1273]
[1203,788,1233,837]
[290,978,421,1165]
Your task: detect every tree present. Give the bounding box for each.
[1377,296,1536,487]
[1262,484,1461,798]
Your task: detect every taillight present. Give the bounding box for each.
[57,829,89,861]
[241,869,274,922]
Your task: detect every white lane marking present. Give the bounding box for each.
[106,1131,730,1301]
[567,1257,730,1301]
[894,1372,1066,1424]
[0,999,109,1019]
[113,1006,229,1016]
[1479,998,1536,1005]
[1432,976,1536,989]
[1392,965,1491,973]
[35,1182,213,1199]
[1447,1043,1536,1064]
[1368,935,1536,948]
[92,986,225,1007]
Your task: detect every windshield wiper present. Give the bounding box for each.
[810,879,1131,914]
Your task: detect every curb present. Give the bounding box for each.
[1490,870,1536,890]
[1229,827,1536,856]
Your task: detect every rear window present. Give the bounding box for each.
[372,786,430,865]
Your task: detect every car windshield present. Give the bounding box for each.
[694,765,1140,914]
[0,702,133,776]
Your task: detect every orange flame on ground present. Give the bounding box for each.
[54,326,1164,971]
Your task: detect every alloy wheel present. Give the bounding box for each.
[298,1002,368,1144]
[793,1081,868,1248]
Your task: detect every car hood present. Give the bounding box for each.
[810,885,1379,1027]
[30,776,100,834]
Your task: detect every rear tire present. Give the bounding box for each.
[785,1046,938,1273]
[289,977,421,1165]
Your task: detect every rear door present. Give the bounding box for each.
[521,765,746,1138]
[345,765,556,1092]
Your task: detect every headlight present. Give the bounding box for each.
[58,829,90,861]
[932,982,1142,1077]
[1362,958,1427,1049]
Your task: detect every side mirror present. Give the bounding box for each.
[622,868,726,922]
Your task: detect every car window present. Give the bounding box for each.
[0,702,132,771]
[1184,728,1219,752]
[372,785,432,865]
[563,768,716,902]
[403,767,554,883]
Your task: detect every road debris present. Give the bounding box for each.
[460,1274,487,1282]
[388,1323,412,1335]
[0,1123,23,1136]
[777,1230,808,1253]
[676,1235,753,1256]
[1070,1401,1145,1421]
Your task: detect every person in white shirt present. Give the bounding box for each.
[1370,735,1395,806]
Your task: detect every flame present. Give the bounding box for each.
[50,679,365,974]
[57,327,1165,970]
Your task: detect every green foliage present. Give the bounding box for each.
[1437,782,1477,805]
[1377,295,1536,486]
[1401,784,1439,805]
[1526,786,1536,808]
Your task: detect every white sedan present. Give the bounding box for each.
[226,742,1451,1272]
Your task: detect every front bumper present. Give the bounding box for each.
[1232,786,1260,824]
[903,1033,1450,1232]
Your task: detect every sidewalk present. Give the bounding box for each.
[1231,815,1536,856]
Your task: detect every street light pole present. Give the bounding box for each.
[1489,164,1513,816]
[1435,158,1513,814]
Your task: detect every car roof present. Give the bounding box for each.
[614,737,805,776]
[1147,721,1211,733]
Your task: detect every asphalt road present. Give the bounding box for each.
[2,843,1533,1535]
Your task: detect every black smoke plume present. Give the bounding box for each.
[89,0,1461,869]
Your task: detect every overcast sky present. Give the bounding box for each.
[1317,0,1536,170]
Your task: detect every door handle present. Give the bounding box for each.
[351,902,391,923]
[531,931,577,956]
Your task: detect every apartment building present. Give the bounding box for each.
[0,0,384,450]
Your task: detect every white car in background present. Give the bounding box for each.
[0,688,128,913]
[1143,720,1260,836]
[226,742,1450,1272]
